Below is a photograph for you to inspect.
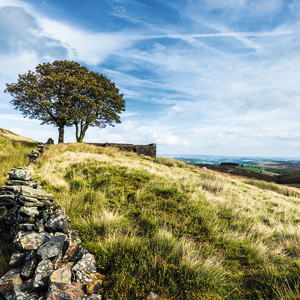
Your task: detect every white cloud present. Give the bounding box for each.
[39,19,137,65]
[0,5,68,58]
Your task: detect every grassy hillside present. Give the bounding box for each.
[0,128,37,276]
[27,143,300,299]
[0,128,37,185]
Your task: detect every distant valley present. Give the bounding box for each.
[166,154,300,186]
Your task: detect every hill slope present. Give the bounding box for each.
[0,128,37,185]
[0,128,36,277]
[26,143,300,299]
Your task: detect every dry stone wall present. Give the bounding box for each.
[0,145,103,300]
[87,143,156,158]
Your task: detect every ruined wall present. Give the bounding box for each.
[87,143,156,158]
[0,145,103,300]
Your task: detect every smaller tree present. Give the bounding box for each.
[72,72,125,142]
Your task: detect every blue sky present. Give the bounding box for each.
[1,0,300,157]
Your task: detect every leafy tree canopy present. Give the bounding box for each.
[5,60,125,143]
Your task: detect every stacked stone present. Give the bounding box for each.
[0,168,103,300]
[29,143,49,164]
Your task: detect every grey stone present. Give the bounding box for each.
[72,254,97,273]
[146,292,159,300]
[45,286,71,300]
[21,186,54,201]
[52,252,63,270]
[19,195,45,207]
[45,215,71,233]
[19,206,39,218]
[5,180,30,186]
[69,246,88,263]
[37,235,67,259]
[0,185,22,193]
[49,263,72,290]
[0,268,23,294]
[73,270,93,285]
[0,194,15,201]
[35,259,53,273]
[77,295,102,300]
[0,190,14,195]
[7,169,31,181]
[18,223,35,231]
[14,231,50,251]
[35,219,45,232]
[9,252,26,267]
[32,259,54,291]
[21,254,38,279]
[13,282,41,300]
[21,201,44,208]
[69,230,81,245]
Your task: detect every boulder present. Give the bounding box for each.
[45,214,71,233]
[19,206,40,218]
[19,195,45,207]
[62,243,77,263]
[14,231,50,251]
[49,263,73,290]
[0,268,23,294]
[13,281,41,300]
[6,180,31,186]
[0,185,22,193]
[37,234,67,259]
[7,169,31,181]
[21,186,54,201]
[0,195,15,206]
[9,252,26,268]
[45,286,71,300]
[86,273,103,295]
[32,259,54,291]
[72,254,97,273]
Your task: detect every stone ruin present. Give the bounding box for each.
[0,144,159,300]
[87,143,156,158]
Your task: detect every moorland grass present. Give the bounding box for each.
[28,143,300,299]
[0,128,36,277]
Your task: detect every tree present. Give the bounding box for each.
[72,72,125,142]
[5,60,125,143]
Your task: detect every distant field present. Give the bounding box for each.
[241,166,261,172]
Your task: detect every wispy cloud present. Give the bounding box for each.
[0,0,300,156]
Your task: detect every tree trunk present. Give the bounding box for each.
[75,121,89,143]
[75,123,80,142]
[58,126,65,143]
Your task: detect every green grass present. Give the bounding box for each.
[30,143,300,299]
[0,128,37,185]
[241,166,261,172]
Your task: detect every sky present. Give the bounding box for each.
[1,0,300,157]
